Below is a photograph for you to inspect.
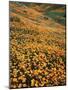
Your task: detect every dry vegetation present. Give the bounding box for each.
[9,2,66,89]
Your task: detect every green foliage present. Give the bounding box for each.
[10,16,20,22]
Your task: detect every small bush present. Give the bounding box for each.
[10,16,20,22]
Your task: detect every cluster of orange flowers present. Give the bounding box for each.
[10,45,66,88]
[10,2,66,89]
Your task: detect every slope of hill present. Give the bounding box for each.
[9,1,66,89]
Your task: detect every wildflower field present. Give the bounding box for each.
[9,1,66,89]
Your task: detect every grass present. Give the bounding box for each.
[9,1,66,89]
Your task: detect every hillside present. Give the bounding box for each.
[9,1,66,89]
